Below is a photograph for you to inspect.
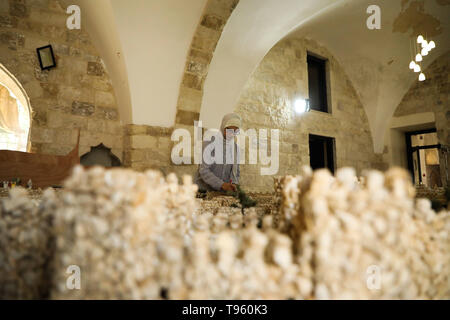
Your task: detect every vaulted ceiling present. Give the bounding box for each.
[64,0,449,152]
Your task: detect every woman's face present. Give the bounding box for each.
[224,126,239,139]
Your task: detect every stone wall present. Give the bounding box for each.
[234,38,387,192]
[0,0,123,160]
[393,51,449,186]
[123,124,172,173]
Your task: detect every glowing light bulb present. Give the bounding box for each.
[419,73,425,81]
[415,53,422,62]
[428,40,435,49]
[417,35,424,43]
[421,47,428,56]
[294,99,307,114]
[409,61,416,69]
[414,64,421,73]
[421,40,428,48]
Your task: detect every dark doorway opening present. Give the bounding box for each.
[309,134,335,174]
[80,143,121,168]
[405,128,441,187]
[307,54,328,113]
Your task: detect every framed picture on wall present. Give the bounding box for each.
[36,45,56,70]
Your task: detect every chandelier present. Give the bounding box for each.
[409,35,436,82]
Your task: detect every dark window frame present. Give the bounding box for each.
[308,134,336,174]
[307,53,329,113]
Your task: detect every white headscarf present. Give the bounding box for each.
[220,113,242,133]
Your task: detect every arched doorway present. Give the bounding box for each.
[0,64,31,152]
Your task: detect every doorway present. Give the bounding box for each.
[309,134,335,174]
[405,129,442,187]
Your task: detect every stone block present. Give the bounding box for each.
[40,25,66,40]
[104,121,121,135]
[30,126,54,144]
[112,135,123,149]
[0,14,18,28]
[130,135,157,149]
[91,78,113,91]
[32,109,47,126]
[186,60,207,77]
[96,106,118,120]
[200,14,225,31]
[95,91,115,107]
[175,110,199,126]
[87,61,104,76]
[87,118,106,133]
[0,30,25,50]
[69,46,82,58]
[126,124,147,135]
[0,0,9,13]
[204,0,238,19]
[52,43,69,56]
[63,115,88,130]
[46,110,64,128]
[54,128,78,145]
[34,66,49,82]
[182,73,204,90]
[72,101,95,116]
[189,49,212,65]
[191,35,218,53]
[158,136,172,151]
[29,8,66,25]
[40,82,59,97]
[23,81,43,99]
[146,126,172,137]
[127,149,145,162]
[9,0,28,18]
[58,86,82,101]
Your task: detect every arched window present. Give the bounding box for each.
[0,64,31,152]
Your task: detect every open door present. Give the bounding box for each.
[405,129,442,187]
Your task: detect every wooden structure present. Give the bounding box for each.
[0,130,80,189]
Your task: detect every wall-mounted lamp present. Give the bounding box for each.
[294,99,310,114]
[36,45,56,70]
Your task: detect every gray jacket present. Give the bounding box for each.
[194,137,240,192]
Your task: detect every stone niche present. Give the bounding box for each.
[80,143,121,167]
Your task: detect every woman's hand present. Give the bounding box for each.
[221,182,237,192]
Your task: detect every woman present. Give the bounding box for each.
[194,113,241,192]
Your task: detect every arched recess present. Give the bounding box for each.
[0,63,32,152]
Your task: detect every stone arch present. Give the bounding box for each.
[174,0,240,128]
[0,63,32,151]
